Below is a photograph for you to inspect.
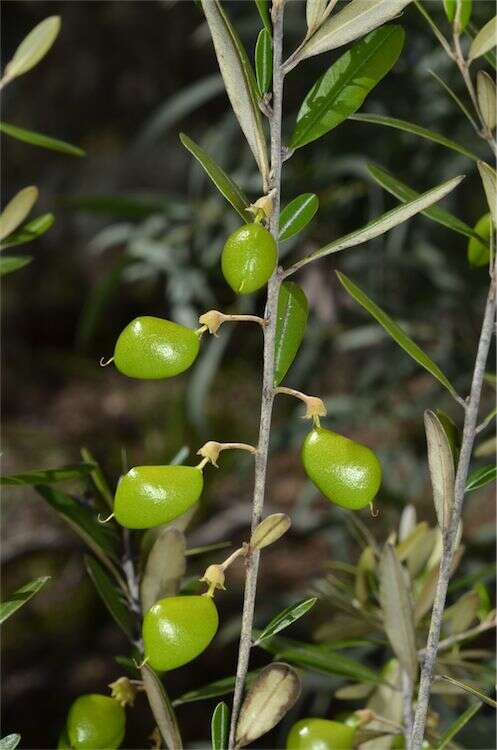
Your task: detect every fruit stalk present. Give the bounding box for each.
[227,5,285,748]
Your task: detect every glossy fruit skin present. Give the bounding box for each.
[142,595,218,671]
[302,427,382,510]
[467,213,491,267]
[286,719,355,750]
[67,694,125,750]
[274,281,309,386]
[221,223,277,294]
[114,316,199,379]
[114,465,203,529]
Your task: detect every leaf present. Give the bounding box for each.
[0,121,84,156]
[290,26,405,149]
[201,0,269,185]
[336,273,458,398]
[477,161,497,226]
[141,664,183,749]
[254,598,318,645]
[0,256,33,276]
[84,556,135,641]
[437,675,497,708]
[307,0,328,32]
[81,447,114,509]
[0,576,50,624]
[1,462,95,486]
[173,671,260,706]
[211,702,229,750]
[0,186,38,241]
[379,544,417,681]
[250,513,291,550]
[435,701,482,750]
[469,16,497,61]
[0,737,21,750]
[444,591,479,634]
[476,72,496,131]
[279,194,319,240]
[273,281,309,386]
[465,464,496,492]
[298,0,412,61]
[235,663,301,748]
[289,174,464,274]
[255,29,272,96]
[350,112,480,162]
[0,213,54,249]
[443,0,472,31]
[424,410,455,531]
[435,410,461,465]
[140,528,186,612]
[3,16,60,84]
[254,0,271,33]
[180,133,251,222]
[368,163,486,244]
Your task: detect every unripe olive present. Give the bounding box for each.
[467,213,491,267]
[221,223,277,294]
[286,718,355,750]
[114,465,203,529]
[114,316,200,379]
[142,595,218,671]
[302,427,382,510]
[67,694,125,750]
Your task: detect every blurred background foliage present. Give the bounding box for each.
[2,1,495,748]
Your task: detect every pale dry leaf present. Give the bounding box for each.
[424,410,455,532]
[140,528,186,613]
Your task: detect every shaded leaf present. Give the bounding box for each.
[469,16,497,61]
[250,513,291,550]
[465,464,496,492]
[279,194,319,240]
[84,556,135,641]
[398,505,417,541]
[141,664,183,749]
[254,0,271,33]
[443,0,472,31]
[0,576,50,624]
[0,121,84,156]
[425,410,455,531]
[254,597,317,645]
[444,591,479,634]
[436,701,482,750]
[211,702,229,750]
[437,675,497,707]
[140,528,186,612]
[355,546,376,603]
[173,671,260,706]
[307,0,328,31]
[0,186,38,241]
[335,682,374,700]
[3,16,60,84]
[0,213,54,249]
[435,410,461,465]
[81,447,114,509]
[0,256,32,276]
[0,737,21,750]
[477,161,497,226]
[476,71,496,131]
[255,29,272,96]
[1,462,95,486]
[467,213,492,268]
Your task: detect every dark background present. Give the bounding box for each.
[2,1,496,748]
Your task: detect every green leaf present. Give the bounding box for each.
[254,597,317,646]
[437,675,497,708]
[1,462,95,486]
[435,410,460,465]
[368,163,485,244]
[141,664,183,749]
[0,736,21,750]
[0,576,50,624]
[0,256,33,275]
[255,29,272,96]
[180,132,251,222]
[290,26,405,149]
[274,281,309,386]
[465,464,496,492]
[84,556,135,641]
[173,671,260,706]
[477,161,497,226]
[350,112,480,162]
[436,701,482,750]
[469,16,497,61]
[0,121,84,156]
[2,16,60,85]
[467,213,492,268]
[288,174,464,274]
[429,69,478,130]
[443,0,472,31]
[336,272,458,398]
[81,447,114,509]
[255,0,271,33]
[0,186,38,241]
[211,702,230,750]
[0,213,54,249]
[279,194,319,240]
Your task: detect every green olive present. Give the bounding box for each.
[286,718,355,750]
[142,595,218,671]
[67,694,125,750]
[114,465,203,529]
[221,223,277,294]
[467,213,491,267]
[114,316,200,379]
[302,427,382,510]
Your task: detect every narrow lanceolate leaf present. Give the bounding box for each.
[141,664,183,749]
[3,16,61,84]
[306,0,328,32]
[299,0,413,61]
[443,0,472,31]
[379,544,417,681]
[180,133,251,222]
[254,0,271,33]
[274,281,309,385]
[289,175,464,274]
[465,464,496,492]
[201,0,269,185]
[336,272,458,398]
[0,256,33,275]
[0,186,38,241]
[435,701,482,750]
[0,213,54,249]
[368,164,486,244]
[437,676,497,708]
[0,122,85,156]
[476,72,496,131]
[290,26,405,149]
[211,702,229,750]
[1,462,95,486]
[173,671,260,706]
[469,16,497,61]
[140,528,186,612]
[84,556,135,641]
[255,29,272,95]
[477,161,497,226]
[250,513,291,550]
[350,113,480,162]
[279,194,319,240]
[0,576,50,624]
[235,663,301,748]
[424,410,455,531]
[254,597,318,645]
[0,736,21,750]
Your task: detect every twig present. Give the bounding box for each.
[227,4,285,748]
[418,615,497,657]
[402,670,414,750]
[411,267,497,750]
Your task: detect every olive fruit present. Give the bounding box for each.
[114,465,203,529]
[286,718,355,750]
[142,595,218,671]
[302,427,381,510]
[467,213,491,267]
[114,316,200,379]
[67,694,125,750]
[221,223,277,294]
